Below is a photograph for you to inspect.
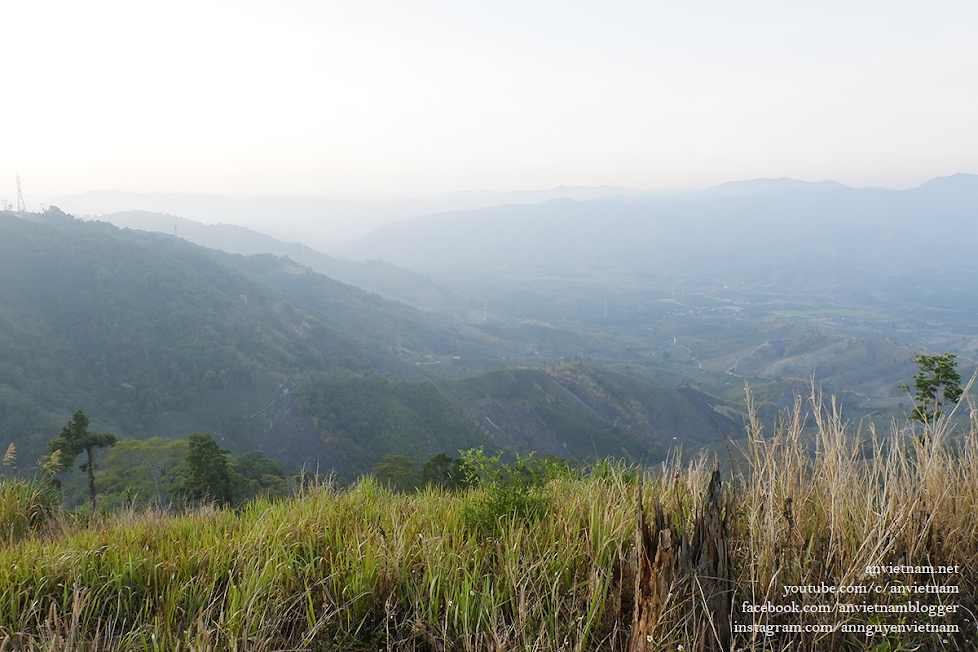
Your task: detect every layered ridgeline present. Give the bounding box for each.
[91,206,943,421]
[96,210,472,311]
[341,174,978,283]
[339,174,978,412]
[0,210,738,482]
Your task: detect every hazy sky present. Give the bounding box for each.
[4,0,977,200]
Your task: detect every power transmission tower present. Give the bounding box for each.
[15,175,26,213]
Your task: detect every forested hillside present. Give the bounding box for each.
[281,361,739,479]
[99,210,474,310]
[0,209,740,484]
[0,209,457,467]
[0,216,233,459]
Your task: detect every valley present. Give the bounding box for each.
[3,176,976,506]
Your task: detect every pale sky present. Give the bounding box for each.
[4,0,977,200]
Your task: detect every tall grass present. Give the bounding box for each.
[732,385,978,651]
[0,479,59,543]
[0,472,638,651]
[0,388,976,650]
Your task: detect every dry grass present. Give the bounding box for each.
[729,384,978,651]
[1,386,976,651]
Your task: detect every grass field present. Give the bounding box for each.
[1,387,976,651]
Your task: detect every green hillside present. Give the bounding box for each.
[434,362,740,463]
[294,372,489,477]
[0,210,433,466]
[0,209,748,482]
[209,251,498,363]
[100,210,475,311]
[249,361,743,480]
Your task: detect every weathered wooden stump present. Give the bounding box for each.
[630,468,731,652]
[629,482,681,652]
[691,468,731,652]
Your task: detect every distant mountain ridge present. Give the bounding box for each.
[39,186,663,250]
[341,174,978,272]
[96,210,469,310]
[38,175,885,250]
[695,177,849,198]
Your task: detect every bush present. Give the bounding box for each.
[459,449,571,537]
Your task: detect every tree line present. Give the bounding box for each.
[33,410,287,510]
[9,352,965,512]
[29,411,477,511]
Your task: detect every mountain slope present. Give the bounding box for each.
[1,209,746,478]
[277,361,742,479]
[442,362,739,461]
[96,211,471,310]
[0,210,453,466]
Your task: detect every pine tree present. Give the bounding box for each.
[47,410,117,508]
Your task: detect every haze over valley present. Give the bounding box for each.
[3,171,976,500]
[6,3,978,648]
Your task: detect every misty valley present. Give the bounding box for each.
[7,0,977,646]
[2,176,977,650]
[3,175,978,503]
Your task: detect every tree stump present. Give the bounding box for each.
[629,483,681,652]
[691,468,731,652]
[630,469,731,652]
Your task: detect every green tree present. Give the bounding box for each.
[419,453,470,490]
[234,450,286,499]
[95,438,189,508]
[47,410,117,509]
[900,353,964,424]
[372,454,419,492]
[458,448,552,537]
[177,433,248,505]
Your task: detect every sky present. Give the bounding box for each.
[4,0,978,201]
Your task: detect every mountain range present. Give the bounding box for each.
[335,174,978,413]
[75,176,978,422]
[10,173,975,481]
[0,209,740,480]
[36,177,864,250]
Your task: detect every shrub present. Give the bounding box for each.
[459,448,571,537]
